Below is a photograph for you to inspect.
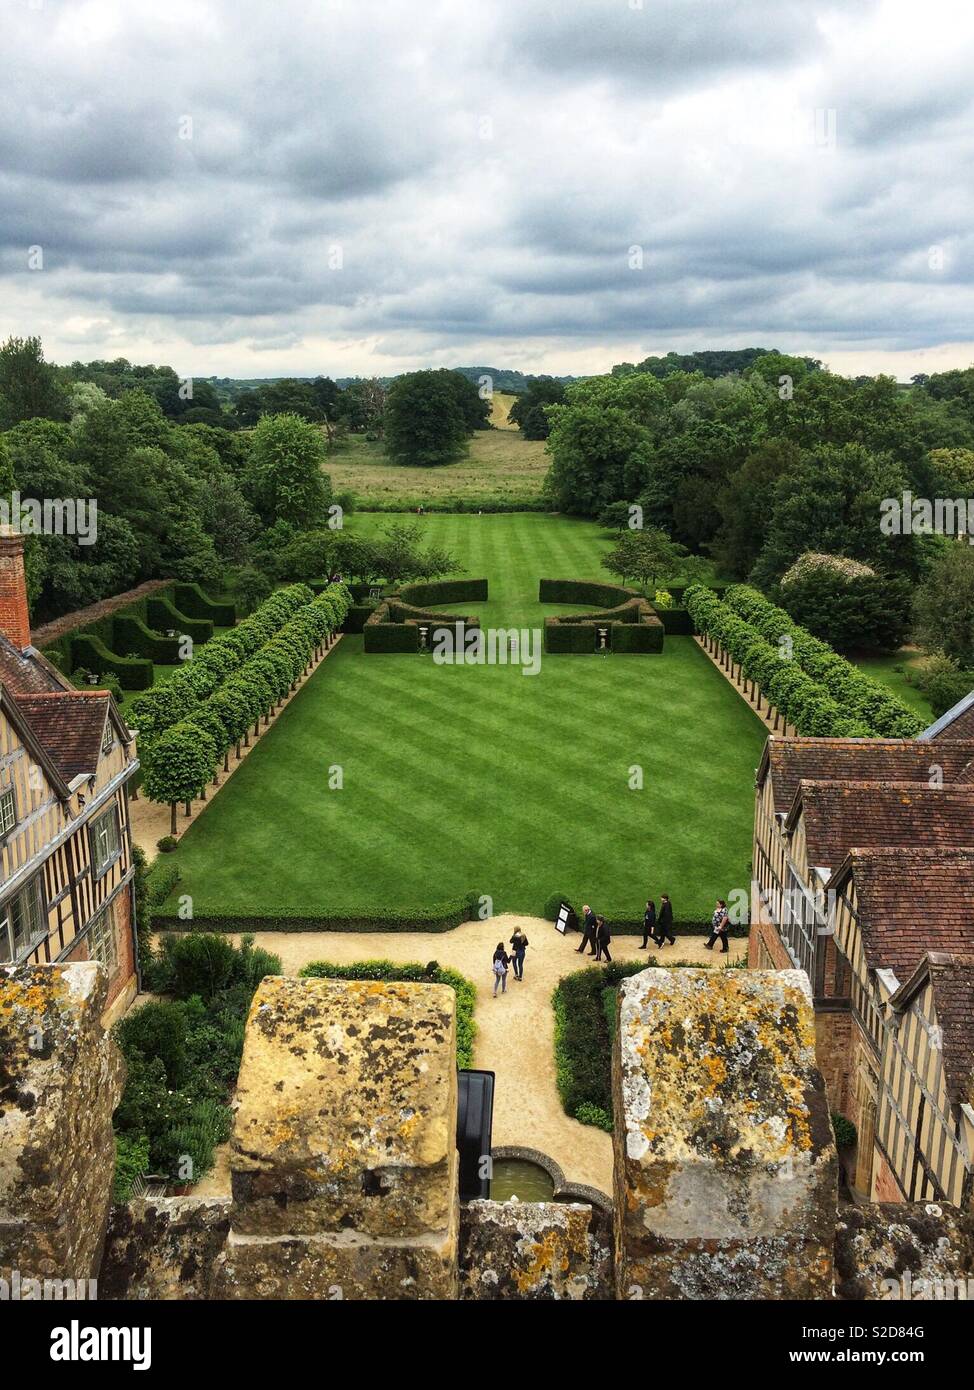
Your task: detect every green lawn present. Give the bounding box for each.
[160,516,765,923]
[853,650,934,722]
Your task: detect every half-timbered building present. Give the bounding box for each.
[0,528,139,1025]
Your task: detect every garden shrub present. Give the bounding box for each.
[832,1111,858,1149]
[145,594,214,644]
[552,961,650,1129]
[113,935,282,1191]
[543,892,571,921]
[112,614,183,663]
[779,553,912,654]
[113,1133,150,1201]
[539,578,637,606]
[172,582,236,626]
[299,959,477,1069]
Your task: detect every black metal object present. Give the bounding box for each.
[456,1069,495,1200]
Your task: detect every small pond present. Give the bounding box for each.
[489,1157,556,1202]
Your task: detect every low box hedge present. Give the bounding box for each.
[152,891,481,933]
[363,620,420,653]
[68,634,153,690]
[544,618,598,652]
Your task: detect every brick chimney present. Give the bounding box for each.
[0,527,31,650]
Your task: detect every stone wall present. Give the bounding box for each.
[211,975,460,1299]
[612,967,837,1299]
[835,1201,974,1299]
[0,962,124,1289]
[458,1200,612,1300]
[6,961,974,1301]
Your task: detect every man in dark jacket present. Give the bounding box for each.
[653,894,676,946]
[640,899,656,949]
[595,915,612,963]
[576,904,598,955]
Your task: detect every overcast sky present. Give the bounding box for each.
[1,0,973,380]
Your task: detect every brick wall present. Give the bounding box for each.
[814,1008,853,1114]
[748,919,793,971]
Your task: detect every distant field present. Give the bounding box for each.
[325,393,548,508]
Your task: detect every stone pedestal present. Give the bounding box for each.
[613,968,836,1300]
[214,975,459,1299]
[0,962,125,1291]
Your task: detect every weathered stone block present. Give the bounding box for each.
[613,968,836,1300]
[99,1198,231,1300]
[212,1199,458,1300]
[0,962,125,1284]
[459,1200,612,1299]
[230,975,458,1237]
[835,1201,974,1300]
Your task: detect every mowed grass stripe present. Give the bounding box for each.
[165,518,763,920]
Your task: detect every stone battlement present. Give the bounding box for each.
[2,961,972,1300]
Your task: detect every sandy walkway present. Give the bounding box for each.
[187,916,743,1197]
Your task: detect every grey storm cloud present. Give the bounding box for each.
[0,0,972,371]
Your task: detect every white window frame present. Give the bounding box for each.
[0,786,16,837]
[87,902,119,975]
[102,717,114,755]
[0,874,47,964]
[90,805,121,880]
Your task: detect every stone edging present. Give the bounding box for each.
[490,1143,613,1214]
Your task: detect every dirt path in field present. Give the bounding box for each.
[188,917,742,1198]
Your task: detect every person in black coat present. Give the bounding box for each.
[576,904,598,956]
[640,899,656,949]
[595,915,612,963]
[653,894,676,946]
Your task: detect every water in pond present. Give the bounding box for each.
[489,1158,555,1202]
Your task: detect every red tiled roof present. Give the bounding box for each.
[830,847,974,981]
[14,690,112,781]
[789,779,974,871]
[892,952,974,1105]
[0,633,69,696]
[761,737,974,812]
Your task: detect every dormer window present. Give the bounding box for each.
[0,787,16,837]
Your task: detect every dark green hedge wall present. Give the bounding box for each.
[146,596,214,643]
[68,634,153,689]
[172,582,236,626]
[113,614,183,662]
[539,578,637,607]
[398,578,488,606]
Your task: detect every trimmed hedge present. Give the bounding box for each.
[544,619,598,653]
[172,582,236,626]
[146,594,214,644]
[612,619,664,653]
[69,634,153,690]
[398,578,488,606]
[113,614,183,663]
[153,891,481,933]
[553,962,653,1131]
[686,583,924,738]
[299,959,477,1068]
[539,578,637,607]
[654,607,693,636]
[344,603,379,633]
[363,620,420,653]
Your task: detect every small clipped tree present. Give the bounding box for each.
[184,705,230,783]
[210,684,253,760]
[143,722,218,835]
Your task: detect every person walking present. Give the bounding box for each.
[509,928,529,981]
[595,914,612,963]
[653,893,676,947]
[576,904,598,956]
[705,899,730,954]
[492,942,511,996]
[640,899,656,949]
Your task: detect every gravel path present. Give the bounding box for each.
[189,916,742,1197]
